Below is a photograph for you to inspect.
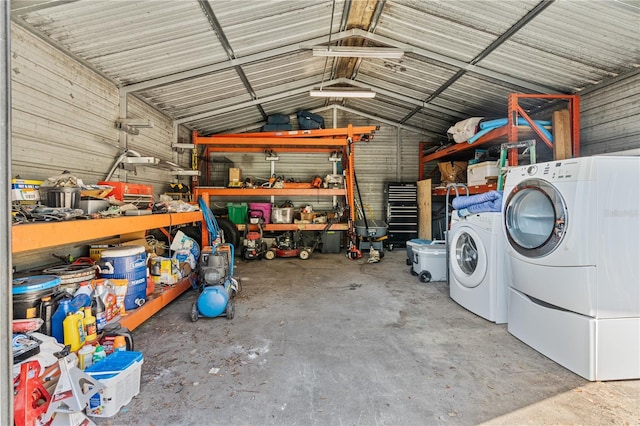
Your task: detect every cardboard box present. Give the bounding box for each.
[11,179,42,203]
[467,161,499,186]
[438,161,467,184]
[228,168,242,184]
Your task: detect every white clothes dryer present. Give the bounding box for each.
[503,156,640,381]
[449,212,509,324]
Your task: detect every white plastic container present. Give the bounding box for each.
[405,239,433,265]
[412,242,447,283]
[85,351,144,417]
[467,161,499,186]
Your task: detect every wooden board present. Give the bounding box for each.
[553,109,572,160]
[417,179,432,240]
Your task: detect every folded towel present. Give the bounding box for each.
[452,190,502,210]
[457,197,503,217]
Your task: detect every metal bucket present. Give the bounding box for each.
[43,264,98,295]
[39,187,80,209]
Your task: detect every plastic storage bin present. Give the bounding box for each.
[271,207,294,224]
[405,239,433,265]
[467,161,499,186]
[412,241,447,283]
[227,203,248,224]
[85,351,144,417]
[248,203,272,224]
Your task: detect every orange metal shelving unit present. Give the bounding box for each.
[419,93,581,193]
[12,212,204,330]
[191,124,378,234]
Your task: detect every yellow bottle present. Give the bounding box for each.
[83,307,97,343]
[63,312,86,352]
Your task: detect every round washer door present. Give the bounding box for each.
[449,226,487,288]
[504,178,568,258]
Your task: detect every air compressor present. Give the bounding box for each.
[190,243,240,322]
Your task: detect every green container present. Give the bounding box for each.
[227,203,248,224]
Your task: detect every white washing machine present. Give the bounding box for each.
[503,156,640,381]
[449,212,509,324]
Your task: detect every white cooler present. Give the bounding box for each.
[412,241,447,283]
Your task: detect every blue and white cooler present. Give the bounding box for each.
[99,246,147,310]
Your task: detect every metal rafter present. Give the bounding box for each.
[197,0,267,120]
[400,0,557,124]
[175,77,465,125]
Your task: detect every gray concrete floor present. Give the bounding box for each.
[93,250,639,426]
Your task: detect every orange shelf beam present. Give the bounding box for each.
[432,183,498,196]
[12,211,203,253]
[193,187,346,197]
[237,223,349,232]
[203,146,340,153]
[120,276,194,331]
[194,137,351,146]
[194,126,377,139]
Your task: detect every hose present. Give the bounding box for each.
[198,196,220,246]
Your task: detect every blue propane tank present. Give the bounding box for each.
[197,285,229,318]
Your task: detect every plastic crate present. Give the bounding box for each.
[208,156,233,187]
[85,351,144,418]
[227,203,248,224]
[412,242,447,282]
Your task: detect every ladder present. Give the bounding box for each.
[497,139,537,191]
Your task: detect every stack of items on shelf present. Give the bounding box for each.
[10,169,199,224]
[447,116,553,145]
[226,202,334,226]
[11,273,140,424]
[11,233,205,423]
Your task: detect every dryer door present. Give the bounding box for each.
[504,178,568,258]
[449,225,487,288]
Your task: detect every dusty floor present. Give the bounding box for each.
[93,250,639,426]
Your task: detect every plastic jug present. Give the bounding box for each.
[78,344,96,370]
[51,293,91,344]
[63,312,86,352]
[83,307,97,343]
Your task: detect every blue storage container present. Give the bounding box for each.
[86,351,144,417]
[85,350,143,379]
[99,246,147,310]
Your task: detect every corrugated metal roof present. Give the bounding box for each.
[10,0,640,139]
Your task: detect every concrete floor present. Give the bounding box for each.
[93,250,639,426]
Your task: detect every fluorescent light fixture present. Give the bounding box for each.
[312,46,404,59]
[309,87,376,98]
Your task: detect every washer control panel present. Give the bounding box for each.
[507,159,581,183]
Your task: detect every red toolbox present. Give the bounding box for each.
[98,181,154,207]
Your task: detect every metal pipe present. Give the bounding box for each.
[1,1,13,422]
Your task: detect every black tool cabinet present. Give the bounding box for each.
[384,182,418,249]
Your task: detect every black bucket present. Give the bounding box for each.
[12,275,61,320]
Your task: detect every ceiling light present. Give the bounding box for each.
[309,88,376,98]
[312,46,404,59]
